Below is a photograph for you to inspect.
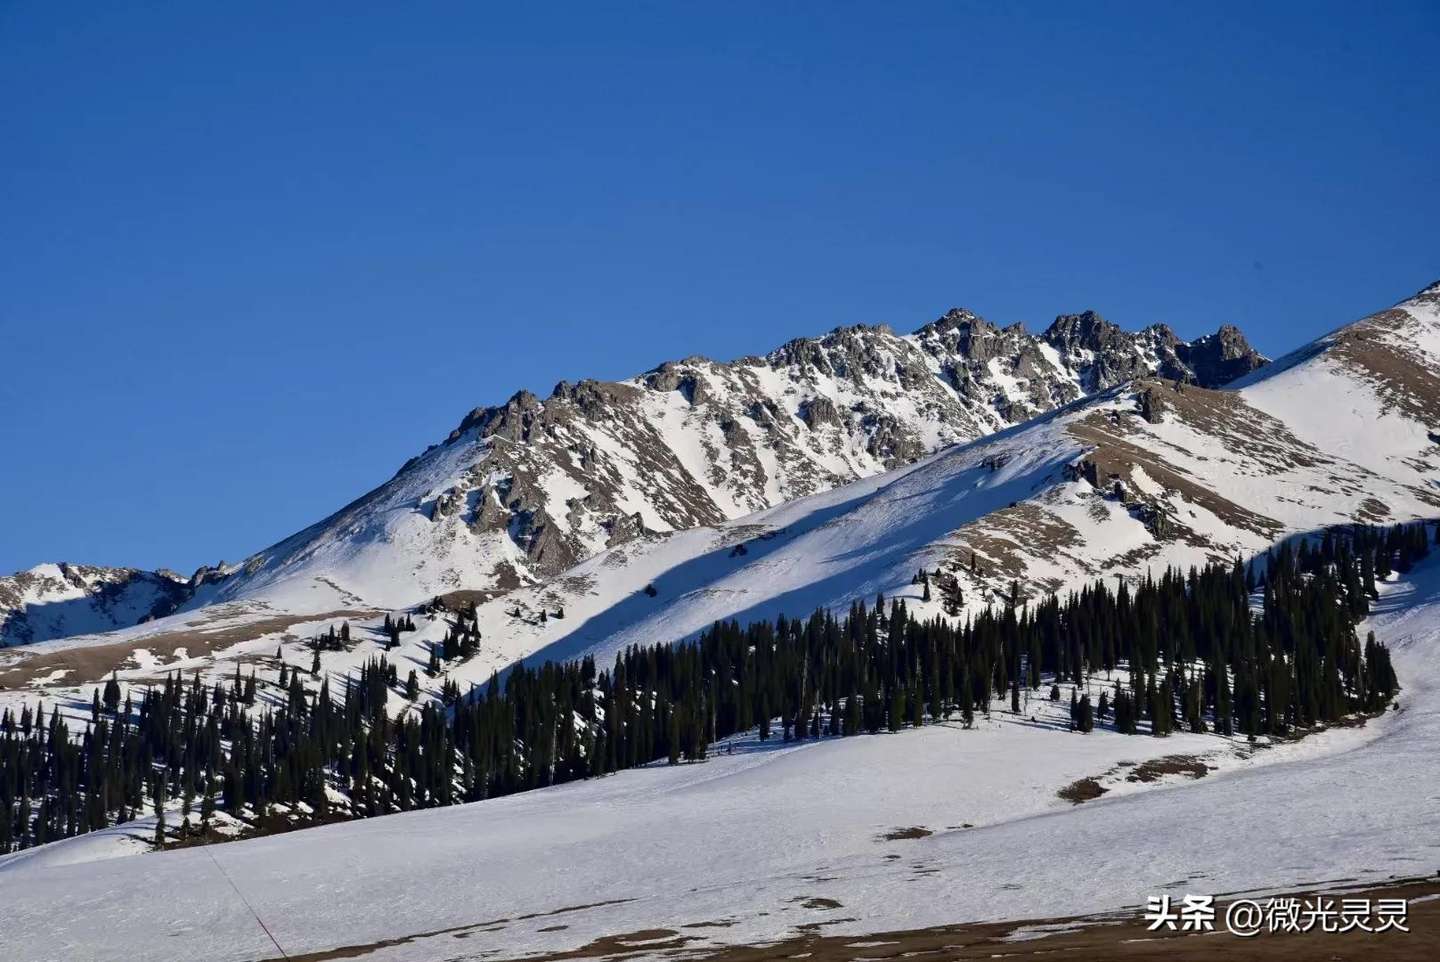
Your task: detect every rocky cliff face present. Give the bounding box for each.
[198,306,1265,612]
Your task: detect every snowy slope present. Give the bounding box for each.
[4,545,1438,962]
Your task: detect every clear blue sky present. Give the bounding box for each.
[2,2,1437,576]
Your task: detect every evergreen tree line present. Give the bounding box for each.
[0,521,1426,853]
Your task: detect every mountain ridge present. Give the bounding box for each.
[438,280,1438,679]
[198,306,1267,610]
[2,304,1266,644]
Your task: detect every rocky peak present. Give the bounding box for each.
[1174,324,1267,386]
[1141,322,1182,349]
[446,390,544,445]
[1041,310,1127,354]
[916,307,985,333]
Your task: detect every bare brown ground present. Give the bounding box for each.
[949,501,1086,592]
[435,588,516,611]
[1126,754,1212,783]
[0,608,375,690]
[1058,776,1109,803]
[1335,309,1440,431]
[252,877,1440,962]
[522,876,1440,962]
[272,899,639,962]
[1067,398,1284,541]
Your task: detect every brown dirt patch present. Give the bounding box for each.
[1333,308,1440,429]
[0,608,376,691]
[797,897,844,910]
[878,826,933,841]
[950,502,1086,597]
[479,876,1440,962]
[272,898,639,961]
[434,587,514,611]
[1058,777,1109,804]
[1127,755,1212,783]
[1068,401,1285,541]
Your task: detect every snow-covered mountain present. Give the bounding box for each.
[1,310,1256,646]
[10,283,1436,735]
[166,307,1264,616]
[2,282,1438,962]
[0,563,189,646]
[455,281,1437,677]
[2,312,1257,647]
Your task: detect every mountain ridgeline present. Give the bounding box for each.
[158,308,1270,614]
[2,304,1264,643]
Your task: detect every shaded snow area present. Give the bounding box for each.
[4,554,1438,962]
[0,563,188,646]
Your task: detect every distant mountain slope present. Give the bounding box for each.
[7,284,1440,962]
[0,564,188,647]
[187,307,1263,615]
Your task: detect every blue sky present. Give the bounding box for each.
[2,1,1437,576]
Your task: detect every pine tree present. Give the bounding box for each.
[1215,658,1233,736]
[151,777,167,850]
[102,672,121,714]
[200,773,215,831]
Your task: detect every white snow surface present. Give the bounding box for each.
[4,553,1438,962]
